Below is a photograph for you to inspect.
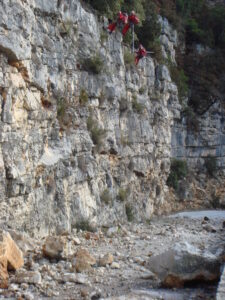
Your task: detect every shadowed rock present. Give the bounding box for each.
[148,242,221,288]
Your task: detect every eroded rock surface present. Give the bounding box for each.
[0,0,180,236]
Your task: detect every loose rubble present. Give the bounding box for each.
[0,211,224,299]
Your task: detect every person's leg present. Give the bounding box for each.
[108,22,117,33]
[122,23,130,36]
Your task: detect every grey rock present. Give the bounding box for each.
[148,242,221,287]
[14,270,42,284]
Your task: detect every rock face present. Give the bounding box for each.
[0,0,223,237]
[148,242,221,287]
[172,101,225,173]
[0,0,180,236]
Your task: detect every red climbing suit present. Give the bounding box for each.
[122,11,139,36]
[108,11,128,33]
[135,44,147,65]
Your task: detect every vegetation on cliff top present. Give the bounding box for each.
[86,0,225,115]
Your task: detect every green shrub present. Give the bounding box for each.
[125,204,134,222]
[120,132,129,146]
[79,88,88,106]
[167,172,178,190]
[83,54,104,74]
[167,159,188,190]
[205,156,217,177]
[211,192,220,208]
[100,30,108,44]
[87,116,106,149]
[124,50,134,66]
[59,20,77,37]
[139,86,146,95]
[168,62,189,102]
[137,2,161,51]
[86,0,123,19]
[183,106,199,132]
[101,189,112,205]
[99,90,105,105]
[118,188,128,202]
[75,219,95,232]
[132,96,144,113]
[57,97,66,118]
[91,127,106,147]
[57,97,72,128]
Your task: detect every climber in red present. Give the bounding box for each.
[135,44,147,65]
[122,11,139,36]
[108,11,128,34]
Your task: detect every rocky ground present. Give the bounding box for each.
[0,211,225,300]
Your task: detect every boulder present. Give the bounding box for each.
[73,248,96,273]
[0,258,8,289]
[0,231,24,289]
[0,231,24,270]
[99,253,114,267]
[42,236,67,260]
[148,242,221,287]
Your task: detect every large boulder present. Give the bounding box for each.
[0,231,24,288]
[0,231,24,270]
[0,258,8,289]
[148,242,221,288]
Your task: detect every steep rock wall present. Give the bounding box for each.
[172,102,225,172]
[0,0,180,236]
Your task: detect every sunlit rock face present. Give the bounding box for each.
[2,0,224,236]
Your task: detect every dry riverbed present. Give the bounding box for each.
[0,211,224,300]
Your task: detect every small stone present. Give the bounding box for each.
[84,232,91,240]
[81,288,89,298]
[140,270,156,280]
[99,254,114,267]
[9,283,19,291]
[42,236,66,260]
[23,292,34,300]
[222,221,225,229]
[202,224,217,233]
[14,270,42,284]
[75,259,92,273]
[61,273,88,284]
[106,227,118,238]
[73,237,81,245]
[21,283,29,290]
[148,252,153,257]
[90,290,102,300]
[111,262,120,269]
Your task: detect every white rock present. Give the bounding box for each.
[60,273,88,284]
[111,262,120,269]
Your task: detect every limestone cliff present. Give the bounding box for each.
[0,0,224,236]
